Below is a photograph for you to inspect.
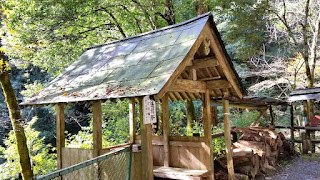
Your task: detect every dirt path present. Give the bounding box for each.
[264,155,320,180]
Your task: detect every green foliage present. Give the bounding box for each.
[0,117,56,179]
[67,99,130,148]
[101,99,130,146]
[231,110,265,127]
[212,125,226,156]
[211,0,269,60]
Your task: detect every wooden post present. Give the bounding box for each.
[93,100,102,158]
[139,98,153,180]
[203,89,214,180]
[303,100,311,153]
[222,91,235,180]
[290,105,295,142]
[162,94,170,167]
[129,98,136,144]
[56,103,65,170]
[269,105,275,128]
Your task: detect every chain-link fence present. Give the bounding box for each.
[37,146,132,180]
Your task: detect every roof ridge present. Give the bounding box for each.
[86,12,211,51]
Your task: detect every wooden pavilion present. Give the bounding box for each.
[22,12,247,180]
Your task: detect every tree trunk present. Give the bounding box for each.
[196,0,209,15]
[186,100,196,135]
[1,9,33,178]
[0,66,33,179]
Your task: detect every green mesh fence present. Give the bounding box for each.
[37,146,132,180]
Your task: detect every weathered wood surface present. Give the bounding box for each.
[217,127,296,178]
[129,98,136,143]
[139,98,153,180]
[222,91,235,180]
[92,100,102,158]
[56,103,65,170]
[162,94,170,167]
[153,166,209,180]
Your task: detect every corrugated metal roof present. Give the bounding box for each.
[289,87,320,101]
[22,13,210,105]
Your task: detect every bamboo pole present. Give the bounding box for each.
[223,91,235,180]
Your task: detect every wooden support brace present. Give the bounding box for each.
[56,103,65,170]
[250,108,269,127]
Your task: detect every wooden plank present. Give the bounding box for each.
[93,100,102,158]
[186,57,219,69]
[198,76,221,81]
[250,107,269,127]
[206,79,231,89]
[170,146,180,167]
[169,79,206,93]
[189,147,201,169]
[211,100,267,110]
[139,98,154,180]
[56,103,65,170]
[179,147,189,168]
[129,98,136,143]
[162,94,170,167]
[153,166,209,179]
[203,89,214,180]
[169,136,204,142]
[204,22,243,99]
[222,91,235,180]
[155,35,205,101]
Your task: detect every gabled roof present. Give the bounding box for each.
[289,87,320,101]
[22,13,246,105]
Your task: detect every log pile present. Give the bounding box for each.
[215,127,295,179]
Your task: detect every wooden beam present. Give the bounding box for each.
[162,94,170,167]
[203,89,214,179]
[198,76,221,81]
[93,100,102,157]
[139,98,153,180]
[129,98,136,143]
[56,103,65,170]
[186,57,219,69]
[206,80,231,89]
[169,79,206,93]
[211,100,267,110]
[250,107,269,127]
[222,91,235,180]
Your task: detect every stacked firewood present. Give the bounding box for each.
[215,127,295,179]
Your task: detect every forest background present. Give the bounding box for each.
[1,0,320,179]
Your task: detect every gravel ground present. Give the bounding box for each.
[263,155,320,180]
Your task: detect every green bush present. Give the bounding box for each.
[0,117,56,179]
